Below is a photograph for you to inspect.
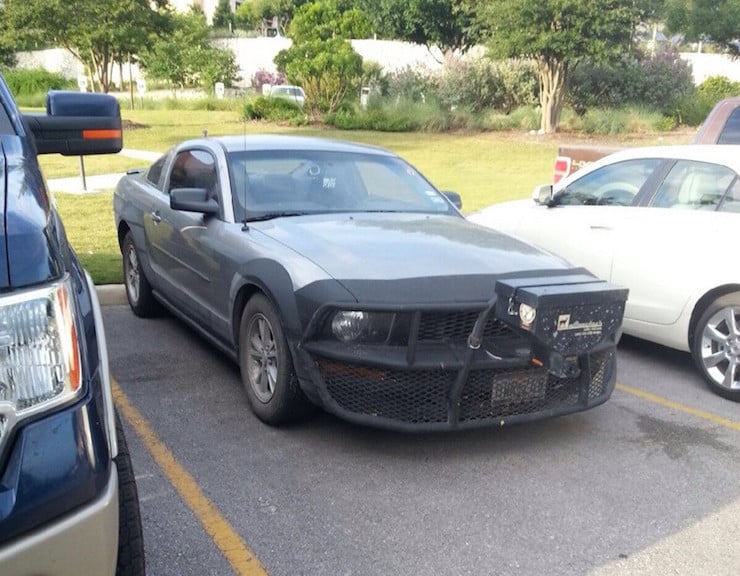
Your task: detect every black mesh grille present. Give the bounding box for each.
[316,348,615,427]
[321,362,452,424]
[418,311,516,342]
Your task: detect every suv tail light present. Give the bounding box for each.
[553,156,571,183]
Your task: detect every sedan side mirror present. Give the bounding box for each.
[532,184,553,205]
[442,191,462,210]
[170,187,219,214]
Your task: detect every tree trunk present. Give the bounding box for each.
[537,57,567,134]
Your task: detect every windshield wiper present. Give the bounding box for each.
[243,211,310,222]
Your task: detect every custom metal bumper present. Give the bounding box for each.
[300,275,628,431]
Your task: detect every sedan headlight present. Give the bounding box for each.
[330,310,397,344]
[0,277,82,448]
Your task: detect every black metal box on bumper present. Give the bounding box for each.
[301,273,628,431]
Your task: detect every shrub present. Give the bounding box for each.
[567,50,695,115]
[671,76,740,126]
[326,98,449,132]
[436,57,538,113]
[382,65,438,103]
[242,96,306,123]
[2,68,75,97]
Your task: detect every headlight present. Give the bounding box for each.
[518,303,537,327]
[330,310,396,343]
[0,277,82,448]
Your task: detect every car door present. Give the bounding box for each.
[147,146,225,326]
[609,159,740,326]
[514,158,664,282]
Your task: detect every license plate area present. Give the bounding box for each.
[491,368,548,405]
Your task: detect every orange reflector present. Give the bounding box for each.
[82,129,121,140]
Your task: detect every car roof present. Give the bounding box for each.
[180,134,396,156]
[600,144,740,165]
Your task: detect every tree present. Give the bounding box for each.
[275,1,369,114]
[366,0,478,53]
[664,0,740,55]
[2,0,169,93]
[212,0,235,30]
[465,0,641,133]
[140,11,240,94]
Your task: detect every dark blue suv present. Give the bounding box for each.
[0,76,144,574]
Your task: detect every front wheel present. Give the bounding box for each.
[238,293,312,424]
[114,411,146,576]
[692,292,740,401]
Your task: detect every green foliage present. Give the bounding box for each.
[234,2,258,30]
[2,68,75,96]
[242,95,307,122]
[368,0,478,52]
[276,2,367,114]
[382,66,438,102]
[567,49,695,115]
[327,99,444,131]
[141,11,240,92]
[671,75,740,125]
[558,106,669,134]
[2,0,170,93]
[212,0,235,30]
[665,0,740,56]
[466,0,642,133]
[698,76,740,102]
[436,57,538,113]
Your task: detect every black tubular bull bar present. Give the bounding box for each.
[300,274,628,431]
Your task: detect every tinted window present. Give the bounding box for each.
[169,149,219,199]
[650,160,736,210]
[719,179,740,213]
[717,107,740,144]
[146,152,171,189]
[555,158,660,206]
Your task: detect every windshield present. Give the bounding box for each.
[227,149,458,221]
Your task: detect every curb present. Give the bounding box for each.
[96,284,128,306]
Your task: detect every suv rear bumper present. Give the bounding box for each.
[0,466,119,575]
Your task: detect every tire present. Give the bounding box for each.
[114,410,146,576]
[691,292,740,401]
[122,232,159,317]
[238,293,312,424]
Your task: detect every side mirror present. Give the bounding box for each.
[22,91,122,155]
[532,184,553,205]
[170,188,219,214]
[442,191,462,210]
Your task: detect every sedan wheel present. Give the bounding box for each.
[238,294,313,424]
[122,232,159,317]
[692,292,740,401]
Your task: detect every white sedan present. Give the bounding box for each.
[469,145,740,401]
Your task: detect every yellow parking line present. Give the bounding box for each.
[112,379,269,576]
[616,383,740,432]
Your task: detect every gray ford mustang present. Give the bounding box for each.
[114,135,627,431]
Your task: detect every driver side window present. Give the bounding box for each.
[168,149,220,201]
[556,158,660,206]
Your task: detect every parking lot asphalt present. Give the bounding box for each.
[103,300,740,576]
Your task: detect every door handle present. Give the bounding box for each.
[589,225,612,230]
[151,210,162,224]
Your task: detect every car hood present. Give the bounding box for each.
[255,213,574,302]
[467,199,536,234]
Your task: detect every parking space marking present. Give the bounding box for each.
[616,383,740,432]
[112,379,268,576]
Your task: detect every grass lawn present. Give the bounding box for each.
[51,109,694,284]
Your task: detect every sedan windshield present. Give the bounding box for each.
[227,150,457,221]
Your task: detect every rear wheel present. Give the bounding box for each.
[114,411,145,576]
[122,232,159,317]
[238,293,312,424]
[692,292,740,401]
